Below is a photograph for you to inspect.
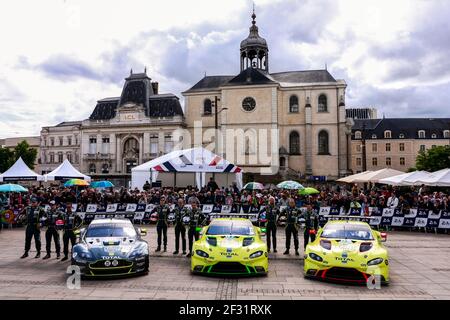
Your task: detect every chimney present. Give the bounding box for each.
[151,82,159,95]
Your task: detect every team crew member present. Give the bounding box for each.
[186,201,205,257]
[43,201,63,259]
[283,198,300,256]
[173,198,188,255]
[154,197,170,252]
[61,202,82,261]
[20,197,46,259]
[301,204,319,249]
[264,197,279,253]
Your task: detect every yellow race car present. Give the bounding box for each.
[191,218,268,276]
[304,220,389,285]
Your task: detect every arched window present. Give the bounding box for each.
[89,163,96,174]
[318,94,327,112]
[289,131,300,155]
[203,99,212,115]
[289,95,299,113]
[431,133,437,139]
[384,130,392,139]
[371,134,377,139]
[444,130,450,138]
[318,130,329,154]
[418,130,425,138]
[355,131,362,139]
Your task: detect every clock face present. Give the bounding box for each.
[242,97,256,112]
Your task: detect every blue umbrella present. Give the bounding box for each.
[91,181,114,188]
[0,183,28,193]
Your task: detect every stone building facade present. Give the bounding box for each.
[351,118,450,173]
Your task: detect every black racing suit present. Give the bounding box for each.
[187,208,206,254]
[62,211,82,257]
[23,207,45,254]
[44,209,63,255]
[264,205,279,251]
[284,207,300,251]
[173,205,188,252]
[155,205,170,249]
[301,209,319,249]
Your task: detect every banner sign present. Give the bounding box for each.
[28,203,446,230]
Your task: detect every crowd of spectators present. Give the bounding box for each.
[1,177,449,215]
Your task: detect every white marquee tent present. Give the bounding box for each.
[413,168,450,186]
[131,147,243,190]
[44,159,91,182]
[378,170,430,186]
[351,168,405,183]
[336,171,373,183]
[0,157,44,182]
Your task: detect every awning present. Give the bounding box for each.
[352,168,405,183]
[131,147,243,190]
[379,171,430,186]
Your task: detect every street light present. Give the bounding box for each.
[212,96,228,152]
[212,96,228,179]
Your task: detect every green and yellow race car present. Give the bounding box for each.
[191,218,268,276]
[304,220,389,285]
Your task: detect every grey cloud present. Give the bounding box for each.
[35,55,102,81]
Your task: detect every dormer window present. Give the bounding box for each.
[384,130,392,139]
[355,131,362,139]
[371,134,377,139]
[399,133,405,139]
[444,130,450,138]
[418,130,426,138]
[431,133,437,139]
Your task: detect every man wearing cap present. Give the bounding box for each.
[154,197,170,252]
[43,201,63,259]
[20,197,46,259]
[61,202,82,261]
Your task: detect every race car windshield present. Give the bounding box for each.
[321,224,374,240]
[206,222,255,236]
[86,224,137,238]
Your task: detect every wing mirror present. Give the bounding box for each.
[259,227,266,236]
[380,232,387,242]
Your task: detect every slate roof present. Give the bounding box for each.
[55,121,82,127]
[352,118,450,139]
[88,94,183,120]
[184,68,337,93]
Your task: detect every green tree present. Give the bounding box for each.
[13,140,38,169]
[416,145,450,172]
[0,147,14,172]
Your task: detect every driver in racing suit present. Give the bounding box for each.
[43,200,63,259]
[282,198,301,256]
[301,204,319,249]
[186,201,206,258]
[154,196,170,252]
[61,202,83,261]
[173,198,188,255]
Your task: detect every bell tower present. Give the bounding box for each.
[240,7,269,72]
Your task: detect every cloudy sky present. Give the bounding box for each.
[1,0,449,138]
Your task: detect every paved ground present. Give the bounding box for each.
[1,225,450,300]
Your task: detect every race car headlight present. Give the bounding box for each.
[367,258,384,266]
[195,250,209,258]
[308,253,323,262]
[73,251,92,259]
[249,251,263,259]
[243,237,254,247]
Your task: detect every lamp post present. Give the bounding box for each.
[212,96,228,179]
[212,96,228,153]
[362,121,367,172]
